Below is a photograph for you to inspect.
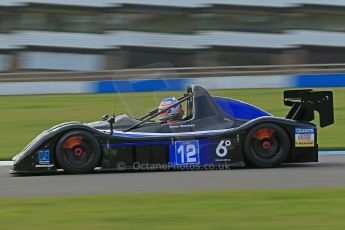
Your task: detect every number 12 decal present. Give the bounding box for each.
[175,140,200,165]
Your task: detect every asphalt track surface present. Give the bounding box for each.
[0,155,344,197]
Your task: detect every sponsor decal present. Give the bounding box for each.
[216,140,231,157]
[215,139,231,162]
[35,164,54,168]
[38,149,50,164]
[295,128,315,147]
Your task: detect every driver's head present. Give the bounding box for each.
[158,97,184,123]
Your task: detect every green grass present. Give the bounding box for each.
[0,88,343,159]
[1,188,345,229]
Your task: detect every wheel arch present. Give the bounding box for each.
[242,121,292,167]
[53,128,104,170]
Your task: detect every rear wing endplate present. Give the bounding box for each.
[284,89,334,127]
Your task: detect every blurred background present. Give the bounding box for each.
[1,0,345,72]
[1,0,344,158]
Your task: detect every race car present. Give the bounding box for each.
[10,84,334,174]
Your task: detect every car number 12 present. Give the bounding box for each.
[175,140,200,165]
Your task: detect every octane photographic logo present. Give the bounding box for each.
[115,161,232,171]
[295,127,315,147]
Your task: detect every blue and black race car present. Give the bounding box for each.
[10,84,334,174]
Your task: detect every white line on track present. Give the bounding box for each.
[0,161,13,166]
[319,150,345,155]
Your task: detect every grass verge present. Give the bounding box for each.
[0,188,345,230]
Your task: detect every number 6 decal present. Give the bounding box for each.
[216,140,231,157]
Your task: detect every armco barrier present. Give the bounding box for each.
[94,75,293,93]
[296,73,345,87]
[0,81,93,95]
[0,73,344,95]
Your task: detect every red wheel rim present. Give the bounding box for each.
[62,136,91,165]
[253,128,274,141]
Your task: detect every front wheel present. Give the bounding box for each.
[244,123,290,168]
[55,130,101,174]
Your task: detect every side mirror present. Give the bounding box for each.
[107,116,115,124]
[107,116,115,135]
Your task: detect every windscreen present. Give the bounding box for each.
[108,63,187,121]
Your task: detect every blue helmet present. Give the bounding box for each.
[158,97,184,123]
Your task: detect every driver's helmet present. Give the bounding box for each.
[158,97,184,123]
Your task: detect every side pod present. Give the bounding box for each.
[284,89,334,128]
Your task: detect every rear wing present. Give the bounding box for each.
[284,89,334,127]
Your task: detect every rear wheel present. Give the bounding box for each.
[244,123,290,168]
[55,130,101,174]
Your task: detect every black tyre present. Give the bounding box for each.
[55,130,101,174]
[244,123,290,168]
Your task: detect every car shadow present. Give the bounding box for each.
[10,161,333,177]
